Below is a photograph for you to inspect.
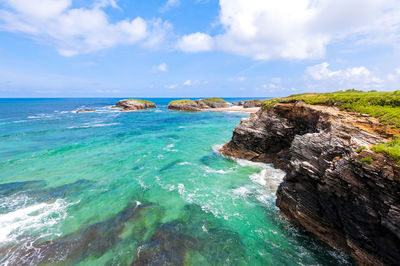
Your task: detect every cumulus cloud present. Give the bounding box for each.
[178,0,400,60]
[228,76,246,82]
[152,62,168,73]
[0,0,171,56]
[177,32,213,52]
[305,62,400,90]
[159,0,180,13]
[183,80,199,86]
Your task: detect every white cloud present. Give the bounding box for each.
[183,80,199,86]
[178,0,400,60]
[165,83,178,89]
[159,0,180,13]
[306,62,392,90]
[229,76,246,82]
[0,0,171,56]
[177,32,213,52]
[152,62,168,73]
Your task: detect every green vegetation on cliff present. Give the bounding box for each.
[262,90,400,128]
[168,99,194,104]
[200,97,227,103]
[373,137,400,165]
[126,99,154,104]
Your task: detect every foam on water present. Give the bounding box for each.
[0,199,70,244]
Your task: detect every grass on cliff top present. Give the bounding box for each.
[200,97,227,103]
[262,90,400,128]
[244,99,266,103]
[372,137,400,165]
[126,99,153,104]
[169,99,194,104]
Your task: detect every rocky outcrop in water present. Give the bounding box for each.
[74,109,96,113]
[115,99,156,111]
[168,98,231,111]
[220,101,400,266]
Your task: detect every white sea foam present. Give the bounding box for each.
[163,143,178,152]
[0,199,71,244]
[67,123,120,129]
[202,166,232,174]
[177,162,191,166]
[232,186,251,198]
[211,144,224,153]
[27,114,56,119]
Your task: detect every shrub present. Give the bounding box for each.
[361,157,373,164]
[372,137,400,165]
[356,146,367,154]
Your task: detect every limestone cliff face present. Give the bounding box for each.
[220,101,400,266]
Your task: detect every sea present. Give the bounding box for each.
[0,98,352,265]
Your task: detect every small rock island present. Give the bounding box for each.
[168,97,231,111]
[115,99,156,111]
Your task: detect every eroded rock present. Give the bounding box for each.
[115,99,156,111]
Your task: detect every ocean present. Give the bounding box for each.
[0,98,351,265]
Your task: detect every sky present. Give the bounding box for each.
[0,0,400,98]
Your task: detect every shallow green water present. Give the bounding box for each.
[0,98,351,265]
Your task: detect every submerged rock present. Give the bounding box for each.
[220,101,400,266]
[168,98,231,111]
[1,202,163,265]
[115,99,156,111]
[133,204,246,265]
[74,109,96,113]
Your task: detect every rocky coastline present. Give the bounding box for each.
[114,99,156,111]
[220,100,400,266]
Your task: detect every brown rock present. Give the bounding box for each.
[115,99,156,111]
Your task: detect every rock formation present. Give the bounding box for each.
[243,99,266,108]
[220,101,400,266]
[115,99,156,111]
[168,98,231,111]
[74,109,96,113]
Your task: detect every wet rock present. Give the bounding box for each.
[220,101,400,266]
[115,99,156,111]
[75,109,96,113]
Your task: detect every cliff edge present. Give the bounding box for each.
[220,97,400,265]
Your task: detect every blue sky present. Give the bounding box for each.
[0,0,399,98]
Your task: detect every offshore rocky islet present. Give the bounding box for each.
[168,97,232,111]
[115,99,157,111]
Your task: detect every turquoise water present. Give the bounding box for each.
[0,98,351,265]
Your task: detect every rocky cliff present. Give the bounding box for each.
[220,101,400,266]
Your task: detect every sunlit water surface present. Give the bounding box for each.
[0,98,352,265]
